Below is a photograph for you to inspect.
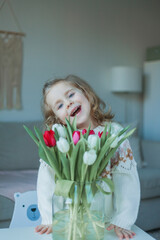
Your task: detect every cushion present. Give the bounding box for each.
[0,170,38,200]
[141,140,160,168]
[0,121,43,170]
[138,167,160,199]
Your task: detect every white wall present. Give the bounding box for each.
[0,0,160,138]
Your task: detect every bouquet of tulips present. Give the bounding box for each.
[24,117,135,240]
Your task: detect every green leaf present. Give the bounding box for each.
[96,137,100,153]
[123,128,136,139]
[49,147,58,165]
[77,141,86,180]
[107,122,111,139]
[54,179,75,198]
[58,152,70,180]
[89,135,118,181]
[23,125,39,146]
[69,144,79,181]
[81,164,88,182]
[96,183,112,195]
[101,122,108,146]
[64,126,70,142]
[91,181,98,196]
[97,154,110,177]
[101,177,114,192]
[54,148,62,174]
[53,127,59,141]
[118,125,130,137]
[65,118,73,141]
[113,128,136,150]
[97,128,136,176]
[38,144,50,166]
[72,116,77,131]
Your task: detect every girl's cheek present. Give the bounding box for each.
[62,110,68,119]
[75,94,83,101]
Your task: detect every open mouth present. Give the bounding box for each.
[70,105,81,117]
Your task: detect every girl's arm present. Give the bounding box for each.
[110,139,141,230]
[36,159,55,231]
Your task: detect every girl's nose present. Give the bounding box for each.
[66,102,73,109]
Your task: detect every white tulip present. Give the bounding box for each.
[83,149,97,165]
[87,135,99,149]
[52,124,66,138]
[57,137,70,153]
[110,134,119,148]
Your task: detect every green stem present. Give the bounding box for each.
[85,205,101,240]
[82,165,88,182]
[68,206,73,240]
[80,205,85,239]
[72,204,77,240]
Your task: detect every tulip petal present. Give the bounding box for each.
[72,131,80,145]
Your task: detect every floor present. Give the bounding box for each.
[147,229,160,240]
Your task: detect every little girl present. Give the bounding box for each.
[35,75,140,240]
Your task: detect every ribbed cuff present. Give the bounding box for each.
[110,217,132,230]
[41,219,52,225]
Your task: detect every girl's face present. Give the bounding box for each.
[46,82,95,129]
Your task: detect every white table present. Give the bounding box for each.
[0,225,156,240]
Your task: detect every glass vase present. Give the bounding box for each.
[52,181,105,240]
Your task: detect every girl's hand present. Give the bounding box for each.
[106,224,136,239]
[35,224,52,234]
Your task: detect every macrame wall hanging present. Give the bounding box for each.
[0,0,25,110]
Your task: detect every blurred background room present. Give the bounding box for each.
[0,0,160,238]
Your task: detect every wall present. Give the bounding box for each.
[143,61,160,141]
[0,0,160,138]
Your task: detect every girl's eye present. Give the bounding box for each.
[58,103,63,109]
[69,92,75,98]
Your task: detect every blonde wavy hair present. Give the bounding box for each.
[42,75,114,128]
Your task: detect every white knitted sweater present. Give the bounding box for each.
[37,122,140,230]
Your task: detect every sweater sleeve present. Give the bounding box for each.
[37,159,55,225]
[110,139,141,230]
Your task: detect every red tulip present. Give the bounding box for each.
[72,131,81,145]
[98,131,108,138]
[43,130,56,147]
[82,129,87,135]
[89,130,95,135]
[98,131,103,138]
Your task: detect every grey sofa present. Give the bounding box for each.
[0,121,160,231]
[0,121,42,228]
[135,140,160,230]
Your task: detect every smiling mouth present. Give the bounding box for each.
[70,106,81,117]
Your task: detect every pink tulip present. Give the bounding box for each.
[72,131,81,145]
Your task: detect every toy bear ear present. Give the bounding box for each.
[14,192,21,199]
